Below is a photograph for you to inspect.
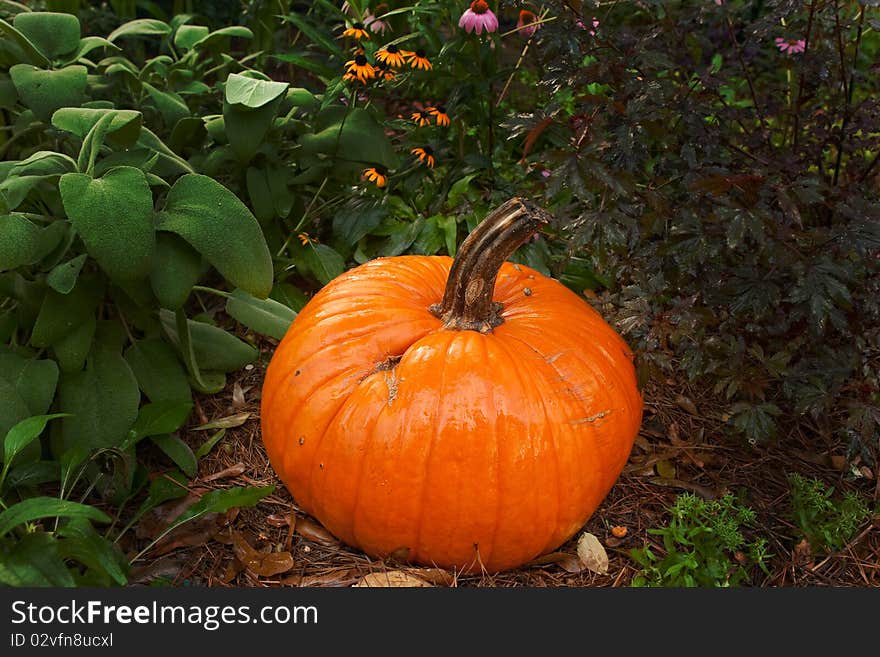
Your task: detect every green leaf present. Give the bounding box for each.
[127,401,193,446]
[246,166,275,222]
[171,485,274,531]
[157,174,272,298]
[300,107,397,168]
[3,461,61,491]
[223,99,281,164]
[9,64,87,122]
[0,496,111,536]
[60,167,155,284]
[190,370,225,394]
[194,428,225,459]
[173,24,209,51]
[297,242,345,285]
[76,111,116,175]
[225,72,289,109]
[142,82,190,127]
[31,273,103,348]
[149,232,203,310]
[13,11,80,60]
[160,309,258,372]
[0,18,50,67]
[107,18,171,42]
[0,352,59,418]
[136,127,195,176]
[52,107,143,148]
[280,13,344,59]
[135,470,189,520]
[0,378,31,460]
[124,338,192,403]
[56,344,140,453]
[150,433,197,478]
[0,213,43,270]
[62,36,119,65]
[52,314,95,372]
[56,517,128,585]
[47,253,88,295]
[192,26,253,50]
[226,288,296,340]
[285,87,320,112]
[270,282,309,312]
[332,204,385,247]
[0,532,74,587]
[3,413,68,469]
[269,53,334,78]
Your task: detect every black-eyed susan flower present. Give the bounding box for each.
[298,233,317,246]
[411,146,435,168]
[344,54,376,84]
[363,166,387,187]
[376,43,407,68]
[374,61,396,81]
[407,49,432,71]
[342,22,370,40]
[427,105,450,126]
[411,110,432,127]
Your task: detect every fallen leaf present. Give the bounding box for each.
[266,513,291,528]
[674,394,699,415]
[406,568,454,586]
[129,555,186,585]
[793,538,813,568]
[526,551,584,573]
[353,571,432,587]
[655,459,677,479]
[201,463,246,482]
[829,455,847,471]
[231,531,295,577]
[648,477,720,499]
[192,412,252,431]
[611,526,628,538]
[667,422,684,445]
[283,569,356,587]
[136,494,200,540]
[295,517,339,546]
[152,514,222,556]
[576,532,609,575]
[232,382,246,409]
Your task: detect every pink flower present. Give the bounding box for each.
[517,10,540,38]
[715,0,724,5]
[459,0,498,35]
[775,37,806,54]
[577,16,600,36]
[540,169,551,178]
[364,12,390,34]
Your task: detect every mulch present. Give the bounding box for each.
[124,339,880,588]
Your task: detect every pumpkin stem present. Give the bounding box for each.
[430,198,552,332]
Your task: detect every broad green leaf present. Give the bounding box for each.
[285,87,320,112]
[124,338,192,403]
[31,273,103,347]
[0,18,50,67]
[57,517,128,585]
[190,370,225,394]
[157,174,272,298]
[300,107,397,168]
[9,64,87,122]
[127,401,193,446]
[13,11,80,60]
[56,344,140,453]
[107,18,171,42]
[437,216,458,256]
[52,314,95,372]
[270,282,309,312]
[225,72,288,109]
[137,127,195,176]
[0,531,74,587]
[332,204,385,247]
[168,116,206,154]
[0,496,111,536]
[76,111,116,175]
[226,288,296,340]
[297,242,345,285]
[150,433,197,478]
[3,461,61,491]
[142,82,189,126]
[159,309,258,372]
[150,232,203,310]
[62,36,119,64]
[0,213,42,270]
[0,175,58,211]
[266,165,295,217]
[246,166,274,222]
[59,167,155,284]
[269,53,334,78]
[223,99,280,164]
[0,378,30,457]
[46,253,88,294]
[192,26,253,50]
[10,150,77,176]
[3,413,68,468]
[51,107,143,148]
[0,352,60,424]
[173,24,209,51]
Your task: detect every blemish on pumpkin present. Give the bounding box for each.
[545,351,565,364]
[384,369,400,406]
[298,436,305,446]
[319,463,324,469]
[512,264,522,272]
[569,410,611,425]
[295,369,301,376]
[523,287,532,296]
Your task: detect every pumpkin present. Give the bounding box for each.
[260,199,642,572]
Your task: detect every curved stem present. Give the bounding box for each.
[431,198,552,333]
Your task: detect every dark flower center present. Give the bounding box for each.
[353,22,365,29]
[471,0,489,14]
[387,44,399,53]
[423,146,434,155]
[435,105,446,113]
[415,49,426,58]
[354,55,368,65]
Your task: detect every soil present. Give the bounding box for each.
[125,337,880,588]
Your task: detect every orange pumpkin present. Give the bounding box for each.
[261,199,642,572]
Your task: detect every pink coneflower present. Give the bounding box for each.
[364,12,390,35]
[517,10,540,38]
[459,0,498,35]
[775,37,806,54]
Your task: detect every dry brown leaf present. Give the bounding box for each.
[576,532,609,575]
[152,514,222,556]
[526,551,584,573]
[231,381,246,409]
[655,459,677,479]
[295,517,339,546]
[135,494,199,540]
[266,513,291,528]
[129,555,187,585]
[405,568,454,586]
[231,531,295,577]
[667,421,684,445]
[674,394,699,415]
[353,571,432,587]
[201,463,246,482]
[282,569,355,587]
[648,477,720,500]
